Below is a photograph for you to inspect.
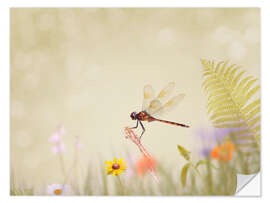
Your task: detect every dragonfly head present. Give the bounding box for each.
[130,112,137,120]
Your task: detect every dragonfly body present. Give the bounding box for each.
[131,111,155,122]
[130,82,190,139]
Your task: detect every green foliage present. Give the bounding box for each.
[201,59,260,174]
[180,163,192,187]
[195,160,218,170]
[177,145,191,161]
[178,146,237,195]
[10,188,34,196]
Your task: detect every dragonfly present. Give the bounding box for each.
[130,82,189,139]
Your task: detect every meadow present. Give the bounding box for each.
[10,60,260,196]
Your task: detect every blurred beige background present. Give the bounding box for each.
[10,8,260,187]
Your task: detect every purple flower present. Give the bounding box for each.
[200,148,212,157]
[194,128,240,158]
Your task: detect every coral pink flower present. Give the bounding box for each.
[135,156,156,176]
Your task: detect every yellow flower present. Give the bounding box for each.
[105,158,127,176]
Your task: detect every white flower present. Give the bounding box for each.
[47,184,70,195]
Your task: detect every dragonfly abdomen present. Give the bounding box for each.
[154,118,189,128]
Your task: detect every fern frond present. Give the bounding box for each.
[232,70,246,88]
[246,85,260,101]
[207,99,234,114]
[215,122,247,128]
[208,89,228,101]
[229,129,250,136]
[234,135,254,141]
[248,115,260,127]
[207,93,231,109]
[246,106,260,120]
[201,60,260,174]
[207,104,238,115]
[228,66,240,81]
[236,142,258,148]
[205,84,224,94]
[210,110,239,120]
[243,79,258,94]
[202,79,220,90]
[212,116,242,125]
[224,64,237,78]
[252,125,260,133]
[242,99,260,115]
[217,61,229,78]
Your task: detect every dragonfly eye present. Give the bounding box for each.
[130,112,136,120]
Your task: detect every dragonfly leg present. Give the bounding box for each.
[139,121,145,139]
[131,120,139,129]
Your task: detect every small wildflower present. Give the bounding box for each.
[49,125,65,144]
[135,156,156,176]
[49,125,66,154]
[194,128,239,158]
[105,158,127,176]
[47,184,70,195]
[49,132,61,143]
[52,142,66,154]
[211,141,235,161]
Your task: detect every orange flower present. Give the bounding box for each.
[135,156,156,176]
[210,141,235,161]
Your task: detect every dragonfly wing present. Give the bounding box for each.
[142,84,155,110]
[146,99,163,115]
[151,93,185,116]
[156,82,175,103]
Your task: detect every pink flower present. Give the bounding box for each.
[52,142,66,154]
[49,125,65,144]
[49,132,61,143]
[49,125,66,154]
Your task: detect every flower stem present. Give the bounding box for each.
[195,167,204,182]
[189,162,204,182]
[58,152,66,178]
[116,175,124,195]
[62,137,80,186]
